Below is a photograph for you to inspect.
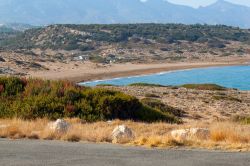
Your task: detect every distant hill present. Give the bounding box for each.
[1,24,250,69]
[0,0,250,28]
[0,23,35,42]
[1,24,250,51]
[0,23,35,32]
[0,26,16,33]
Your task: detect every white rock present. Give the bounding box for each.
[171,129,190,140]
[112,125,134,143]
[48,119,70,133]
[107,120,112,124]
[171,128,210,140]
[0,125,9,129]
[189,128,210,139]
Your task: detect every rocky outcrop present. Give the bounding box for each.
[189,128,210,139]
[48,119,70,133]
[112,125,134,143]
[0,57,5,62]
[171,129,190,140]
[171,128,210,140]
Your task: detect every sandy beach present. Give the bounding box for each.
[27,56,250,83]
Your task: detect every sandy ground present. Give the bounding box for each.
[27,56,250,83]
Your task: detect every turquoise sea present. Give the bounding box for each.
[81,65,250,90]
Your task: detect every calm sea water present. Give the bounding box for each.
[81,65,250,90]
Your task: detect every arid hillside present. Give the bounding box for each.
[104,85,250,123]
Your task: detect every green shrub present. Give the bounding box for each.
[94,93,141,120]
[134,105,178,123]
[231,116,250,124]
[145,93,160,98]
[181,84,227,91]
[213,95,242,102]
[89,55,105,63]
[0,98,14,118]
[129,83,166,87]
[141,98,184,118]
[10,95,65,119]
[96,84,116,87]
[0,77,26,96]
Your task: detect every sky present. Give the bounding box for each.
[166,0,250,8]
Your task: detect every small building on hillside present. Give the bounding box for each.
[105,54,117,63]
[72,55,89,61]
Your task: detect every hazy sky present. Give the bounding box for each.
[166,0,250,8]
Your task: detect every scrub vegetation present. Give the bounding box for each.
[0,76,180,123]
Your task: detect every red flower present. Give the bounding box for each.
[0,84,4,93]
[65,105,76,113]
[20,78,28,86]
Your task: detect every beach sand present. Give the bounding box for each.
[27,56,250,83]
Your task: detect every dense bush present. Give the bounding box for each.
[208,39,226,48]
[0,77,179,123]
[0,77,26,96]
[89,55,106,63]
[141,98,184,118]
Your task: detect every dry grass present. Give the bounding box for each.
[0,119,249,151]
[210,123,250,143]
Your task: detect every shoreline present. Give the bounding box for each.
[81,65,242,85]
[76,62,246,84]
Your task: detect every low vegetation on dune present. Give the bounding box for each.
[96,84,117,87]
[129,83,168,87]
[0,76,180,123]
[232,116,250,125]
[180,84,228,91]
[127,82,228,91]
